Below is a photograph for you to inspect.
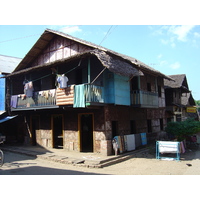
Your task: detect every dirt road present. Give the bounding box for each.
[1,146,200,175]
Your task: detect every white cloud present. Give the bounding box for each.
[157,54,162,59]
[194,32,200,38]
[168,25,196,41]
[160,35,176,48]
[160,60,168,66]
[59,26,82,34]
[160,39,168,45]
[169,62,181,70]
[154,25,197,48]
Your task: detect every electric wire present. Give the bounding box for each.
[0,26,80,44]
[99,25,118,45]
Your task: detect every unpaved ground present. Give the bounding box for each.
[1,147,200,175]
[91,147,200,175]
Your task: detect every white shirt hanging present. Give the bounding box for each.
[57,74,69,89]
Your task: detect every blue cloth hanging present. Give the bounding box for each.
[73,84,86,108]
[140,133,147,145]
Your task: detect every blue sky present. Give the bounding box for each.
[0,25,200,100]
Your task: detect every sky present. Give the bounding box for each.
[0,25,200,100]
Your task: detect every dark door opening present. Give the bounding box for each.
[112,121,118,138]
[31,116,39,146]
[79,114,93,152]
[52,115,63,149]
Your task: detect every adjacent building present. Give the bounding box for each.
[0,54,22,142]
[164,74,199,122]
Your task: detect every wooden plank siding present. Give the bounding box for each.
[31,36,92,67]
[56,85,74,106]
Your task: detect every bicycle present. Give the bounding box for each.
[0,141,4,167]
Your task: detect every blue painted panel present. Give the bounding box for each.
[104,71,131,105]
[0,75,5,111]
[114,74,130,106]
[104,70,115,103]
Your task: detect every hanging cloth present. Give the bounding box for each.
[57,74,69,89]
[73,84,85,108]
[141,133,147,145]
[24,81,34,97]
[10,95,18,108]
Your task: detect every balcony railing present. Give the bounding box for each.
[85,84,104,103]
[10,89,57,110]
[131,90,158,108]
[10,84,105,110]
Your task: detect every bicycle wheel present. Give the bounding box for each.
[0,149,4,167]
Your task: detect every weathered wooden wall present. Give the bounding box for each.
[31,36,92,67]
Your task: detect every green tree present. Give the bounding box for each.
[195,100,200,112]
[165,118,200,141]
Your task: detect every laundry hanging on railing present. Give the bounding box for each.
[125,134,136,151]
[135,133,142,148]
[56,74,69,89]
[140,133,147,145]
[24,81,34,97]
[10,95,18,108]
[73,84,86,108]
[112,133,147,154]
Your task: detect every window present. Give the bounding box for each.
[147,83,151,92]
[160,119,164,131]
[130,120,136,134]
[131,77,139,91]
[158,85,162,97]
[147,120,152,133]
[176,115,182,122]
[33,79,41,91]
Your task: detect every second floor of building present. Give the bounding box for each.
[5,29,173,112]
[6,54,167,112]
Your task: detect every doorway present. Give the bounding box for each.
[79,114,94,152]
[31,116,40,146]
[52,115,63,149]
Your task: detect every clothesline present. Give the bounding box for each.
[25,59,82,83]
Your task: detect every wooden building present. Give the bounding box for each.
[5,29,172,155]
[164,74,199,122]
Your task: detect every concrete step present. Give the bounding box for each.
[1,145,153,168]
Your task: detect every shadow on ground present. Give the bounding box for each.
[0,152,108,175]
[0,165,107,175]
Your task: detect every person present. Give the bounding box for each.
[112,138,118,156]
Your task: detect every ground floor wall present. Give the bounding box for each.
[9,105,166,156]
[104,105,166,144]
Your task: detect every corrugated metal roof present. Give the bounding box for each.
[0,54,22,74]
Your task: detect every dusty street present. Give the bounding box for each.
[1,146,200,175]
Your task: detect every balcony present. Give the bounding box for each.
[131,90,159,108]
[10,84,104,111]
[10,89,57,111]
[85,84,104,106]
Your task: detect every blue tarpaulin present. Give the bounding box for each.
[0,115,17,123]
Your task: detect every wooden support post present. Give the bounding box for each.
[88,57,91,83]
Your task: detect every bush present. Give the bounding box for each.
[165,118,200,141]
